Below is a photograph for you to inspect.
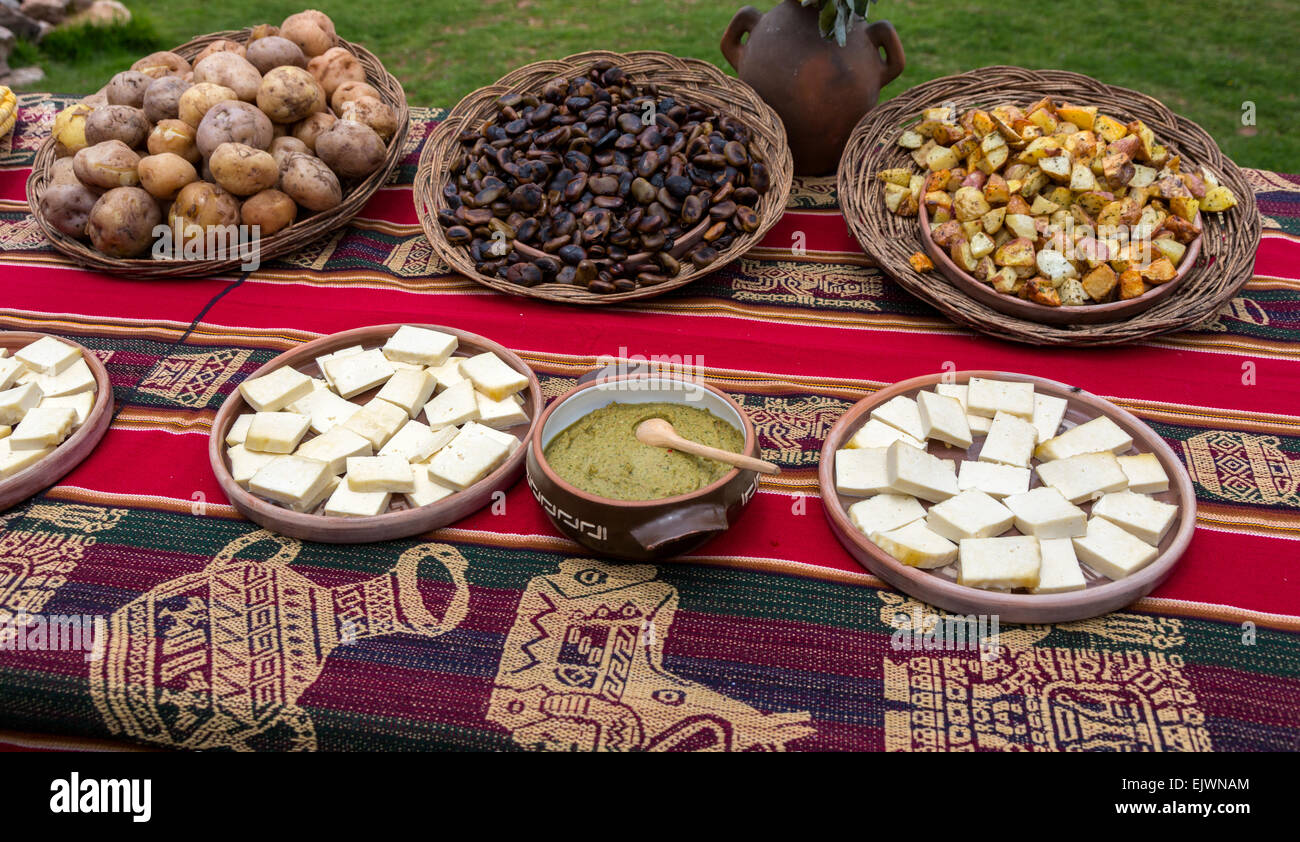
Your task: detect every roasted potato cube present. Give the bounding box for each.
[1039,153,1073,183]
[1200,185,1238,212]
[969,231,995,258]
[1059,278,1088,305]
[926,145,961,171]
[1152,237,1187,266]
[877,167,913,187]
[1081,264,1118,301]
[1004,213,1037,240]
[1036,249,1079,281]
[930,220,963,248]
[1018,136,1063,164]
[1076,236,1111,267]
[970,110,996,138]
[990,267,1018,292]
[1179,172,1208,199]
[1160,214,1201,244]
[1020,168,1049,197]
[1094,114,1128,143]
[911,139,936,168]
[1169,195,1200,223]
[950,238,978,272]
[898,129,924,149]
[1141,257,1178,284]
[952,186,991,221]
[1075,190,1114,217]
[982,206,1006,235]
[1126,120,1159,161]
[1128,163,1157,189]
[1119,268,1147,299]
[908,251,935,273]
[934,123,968,146]
[884,182,911,213]
[982,173,1010,205]
[1006,194,1032,215]
[1026,277,1062,306]
[1029,194,1060,215]
[994,237,1036,268]
[1056,104,1097,131]
[1070,162,1099,192]
[1027,107,1059,135]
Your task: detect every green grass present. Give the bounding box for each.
[16,0,1299,170]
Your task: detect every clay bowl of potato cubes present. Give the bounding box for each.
[818,370,1196,624]
[209,323,541,543]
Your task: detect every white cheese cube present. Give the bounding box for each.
[1072,516,1159,580]
[423,380,480,430]
[835,447,892,497]
[240,366,314,412]
[9,406,77,450]
[458,352,528,401]
[379,420,442,463]
[40,392,94,426]
[323,348,395,399]
[847,417,925,450]
[1035,415,1133,461]
[32,358,95,398]
[459,421,520,454]
[427,358,468,391]
[979,411,1037,468]
[375,368,437,419]
[324,481,391,517]
[1032,538,1088,593]
[957,460,1031,498]
[0,382,43,425]
[967,377,1035,419]
[15,336,80,375]
[1030,393,1069,443]
[1091,490,1178,546]
[848,493,925,536]
[0,357,24,390]
[245,412,312,454]
[885,439,958,503]
[428,424,511,489]
[294,426,372,474]
[225,414,254,446]
[341,398,408,449]
[316,345,364,390]
[1004,486,1087,539]
[869,395,926,441]
[935,383,991,436]
[958,535,1041,589]
[345,455,415,493]
[870,520,957,569]
[474,390,529,429]
[916,390,973,449]
[249,455,334,507]
[925,489,1015,541]
[227,443,280,487]
[289,475,340,513]
[1035,451,1129,504]
[382,325,458,366]
[1117,453,1169,494]
[0,438,53,478]
[289,388,361,435]
[405,470,457,508]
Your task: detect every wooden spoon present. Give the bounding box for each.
[635,418,780,475]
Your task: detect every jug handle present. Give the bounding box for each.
[629,502,730,553]
[866,20,905,88]
[721,6,762,72]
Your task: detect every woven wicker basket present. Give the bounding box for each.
[839,66,1262,346]
[25,29,409,279]
[415,50,792,305]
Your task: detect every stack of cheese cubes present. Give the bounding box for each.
[228,325,530,517]
[834,376,1177,593]
[0,336,98,479]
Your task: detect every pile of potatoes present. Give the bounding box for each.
[39,10,398,259]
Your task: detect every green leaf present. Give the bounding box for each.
[834,5,849,45]
[818,1,837,37]
[852,0,871,18]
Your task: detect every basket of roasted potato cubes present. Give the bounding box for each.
[838,66,1261,343]
[27,10,408,278]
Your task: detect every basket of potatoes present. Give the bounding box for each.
[27,10,408,278]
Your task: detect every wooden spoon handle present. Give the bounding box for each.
[664,437,781,475]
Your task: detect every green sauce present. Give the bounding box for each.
[544,401,745,501]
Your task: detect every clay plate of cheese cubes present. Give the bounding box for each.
[818,370,1195,623]
[0,332,112,512]
[209,323,541,543]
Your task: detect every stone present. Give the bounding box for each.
[0,65,43,87]
[19,0,65,25]
[0,4,47,39]
[62,0,126,25]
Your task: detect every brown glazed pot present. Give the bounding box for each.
[722,0,904,175]
[526,374,761,562]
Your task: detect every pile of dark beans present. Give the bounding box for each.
[437,60,771,294]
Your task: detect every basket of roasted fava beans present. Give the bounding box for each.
[415,50,792,304]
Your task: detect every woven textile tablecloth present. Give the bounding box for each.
[1,95,1297,752]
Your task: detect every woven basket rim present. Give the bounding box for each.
[838,64,1262,346]
[415,49,793,305]
[25,27,410,280]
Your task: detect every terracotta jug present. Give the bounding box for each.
[722,0,904,175]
